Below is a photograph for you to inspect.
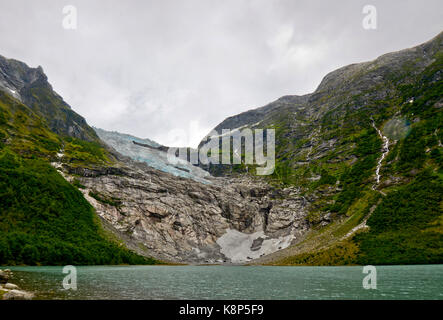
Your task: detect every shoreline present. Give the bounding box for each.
[0,268,34,300]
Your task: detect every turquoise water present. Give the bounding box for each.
[6,265,443,300]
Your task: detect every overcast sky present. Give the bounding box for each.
[0,0,442,147]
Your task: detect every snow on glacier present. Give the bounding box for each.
[94,127,211,184]
[216,229,294,263]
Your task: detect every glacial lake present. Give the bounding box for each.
[6,265,443,300]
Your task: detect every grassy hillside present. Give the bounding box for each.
[274,40,443,265]
[275,171,443,265]
[0,91,159,266]
[206,33,443,265]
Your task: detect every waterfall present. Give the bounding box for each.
[371,119,389,189]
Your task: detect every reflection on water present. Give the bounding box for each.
[6,265,443,300]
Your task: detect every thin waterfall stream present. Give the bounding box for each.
[371,119,390,190]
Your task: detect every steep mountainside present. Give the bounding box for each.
[66,162,308,263]
[0,55,99,142]
[200,31,443,265]
[0,57,161,265]
[1,31,441,266]
[0,54,308,264]
[0,90,157,265]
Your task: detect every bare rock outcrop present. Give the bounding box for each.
[0,269,34,300]
[62,161,309,264]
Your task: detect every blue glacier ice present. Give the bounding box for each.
[94,127,211,184]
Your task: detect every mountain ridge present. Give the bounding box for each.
[0,54,100,143]
[1,30,442,265]
[201,31,443,143]
[197,30,443,265]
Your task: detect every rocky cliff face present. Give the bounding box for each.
[0,53,310,264]
[0,54,99,142]
[45,31,443,265]
[195,31,443,265]
[1,31,441,266]
[58,157,308,263]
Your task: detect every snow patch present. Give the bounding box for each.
[4,87,21,100]
[207,121,263,140]
[216,229,294,263]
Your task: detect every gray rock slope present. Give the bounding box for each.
[58,31,442,264]
[61,159,308,263]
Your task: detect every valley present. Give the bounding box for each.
[0,31,442,267]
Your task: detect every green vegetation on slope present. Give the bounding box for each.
[277,171,443,266]
[63,136,113,168]
[273,47,443,266]
[328,128,381,215]
[0,149,157,265]
[0,91,159,266]
[355,171,443,265]
[237,35,443,266]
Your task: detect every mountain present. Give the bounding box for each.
[0,31,442,266]
[0,56,99,142]
[0,54,305,264]
[199,31,443,265]
[202,32,442,143]
[94,127,211,184]
[0,56,157,265]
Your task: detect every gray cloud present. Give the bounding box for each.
[0,0,442,147]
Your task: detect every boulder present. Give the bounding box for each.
[0,270,9,284]
[4,283,19,290]
[2,289,34,300]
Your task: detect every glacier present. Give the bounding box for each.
[94,127,211,184]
